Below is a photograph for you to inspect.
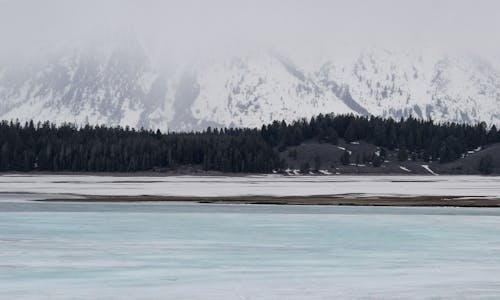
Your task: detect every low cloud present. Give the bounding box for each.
[1,0,499,60]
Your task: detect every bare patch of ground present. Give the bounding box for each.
[37,194,500,207]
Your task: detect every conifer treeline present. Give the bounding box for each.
[0,121,280,173]
[262,114,500,163]
[0,114,499,173]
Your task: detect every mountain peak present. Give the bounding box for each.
[1,42,500,130]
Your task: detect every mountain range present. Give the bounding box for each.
[1,37,500,131]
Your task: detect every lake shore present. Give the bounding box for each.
[4,174,499,207]
[37,194,500,207]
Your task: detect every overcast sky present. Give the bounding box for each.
[1,0,500,60]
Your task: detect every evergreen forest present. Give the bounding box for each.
[0,114,498,173]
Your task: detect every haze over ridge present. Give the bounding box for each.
[1,0,500,130]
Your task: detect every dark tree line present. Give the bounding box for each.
[261,114,500,164]
[0,114,499,173]
[0,120,282,173]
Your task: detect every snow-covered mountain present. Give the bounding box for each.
[1,38,500,131]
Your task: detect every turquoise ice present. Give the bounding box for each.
[2,200,500,299]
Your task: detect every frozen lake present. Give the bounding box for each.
[0,174,500,198]
[1,175,500,299]
[2,200,500,299]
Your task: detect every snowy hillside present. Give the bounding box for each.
[1,38,500,130]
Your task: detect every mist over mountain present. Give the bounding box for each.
[1,0,500,130]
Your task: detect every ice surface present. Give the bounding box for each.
[2,203,500,299]
[0,174,499,200]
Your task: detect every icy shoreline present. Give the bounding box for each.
[1,174,499,200]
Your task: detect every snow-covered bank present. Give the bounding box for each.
[0,174,499,199]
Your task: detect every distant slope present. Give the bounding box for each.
[435,143,500,175]
[281,140,500,175]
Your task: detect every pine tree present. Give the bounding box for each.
[397,147,408,162]
[300,162,311,174]
[344,123,356,143]
[372,154,382,167]
[478,155,494,175]
[340,150,351,165]
[314,155,321,171]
